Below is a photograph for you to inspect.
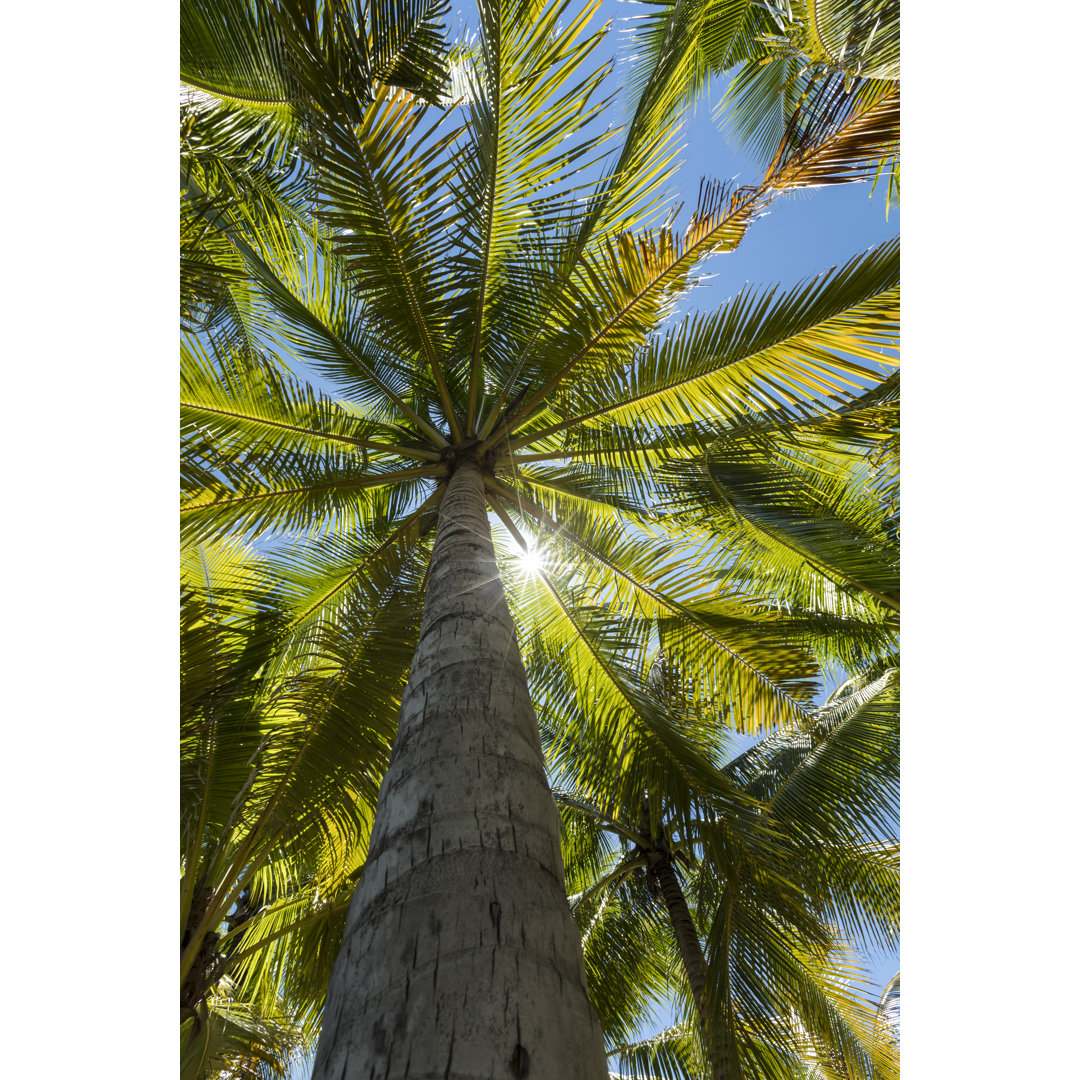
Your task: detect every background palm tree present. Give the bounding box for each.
[181,0,899,1075]
[550,654,898,1080]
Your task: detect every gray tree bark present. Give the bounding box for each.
[651,855,726,1080]
[311,457,609,1080]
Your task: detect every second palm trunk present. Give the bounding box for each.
[312,457,608,1079]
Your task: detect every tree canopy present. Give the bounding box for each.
[180,1,900,1076]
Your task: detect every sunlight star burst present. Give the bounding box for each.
[517,547,545,577]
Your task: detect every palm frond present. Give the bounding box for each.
[525,236,899,445]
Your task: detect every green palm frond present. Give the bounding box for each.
[182,334,445,543]
[181,0,299,122]
[724,668,898,841]
[257,491,438,649]
[180,532,423,1043]
[297,84,464,424]
[623,0,763,128]
[452,0,616,430]
[515,577,727,818]
[620,0,899,193]
[722,46,814,166]
[180,87,311,338]
[183,332,438,463]
[535,236,898,444]
[798,0,900,82]
[265,0,450,121]
[181,985,313,1080]
[662,432,898,605]
[699,892,896,1080]
[501,504,820,738]
[489,111,900,448]
[367,0,453,96]
[578,874,680,1048]
[608,1021,705,1080]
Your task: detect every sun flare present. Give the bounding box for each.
[517,547,545,577]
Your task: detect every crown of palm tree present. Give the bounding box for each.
[181,0,899,718]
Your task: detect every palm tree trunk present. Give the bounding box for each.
[652,857,726,1080]
[311,457,608,1080]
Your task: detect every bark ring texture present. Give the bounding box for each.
[311,459,608,1080]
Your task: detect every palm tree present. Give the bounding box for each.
[553,656,898,1080]
[180,1,900,1074]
